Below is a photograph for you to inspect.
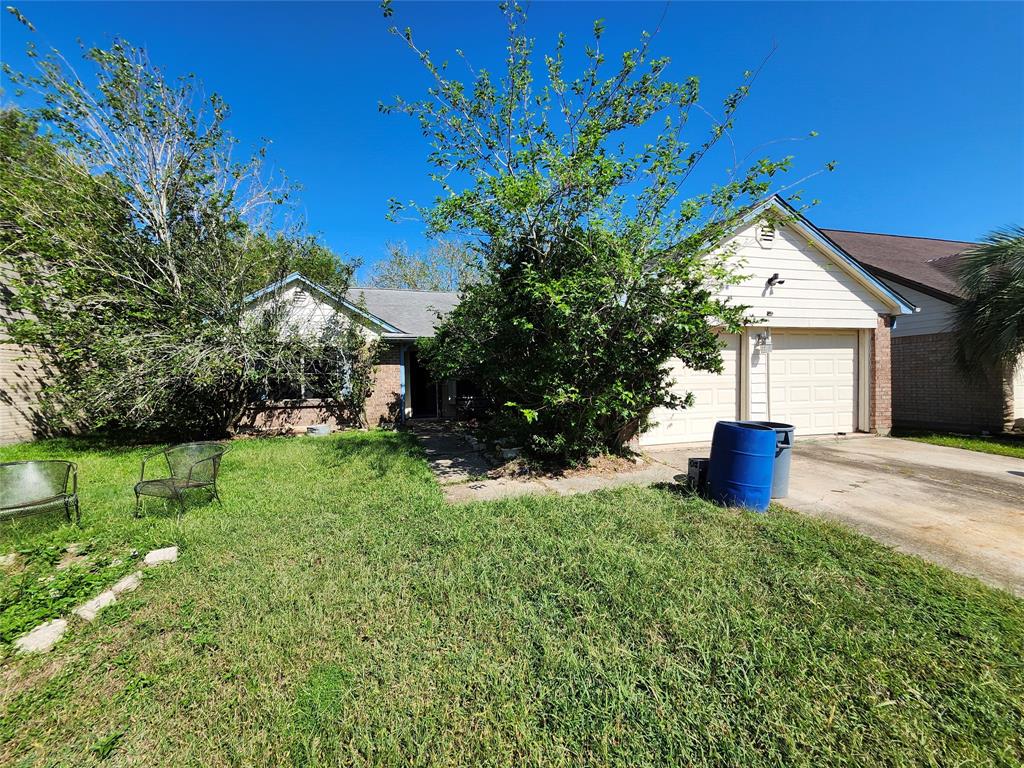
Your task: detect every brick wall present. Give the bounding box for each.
[0,343,47,444]
[363,342,404,427]
[891,331,1006,432]
[242,342,404,434]
[870,315,892,435]
[2,267,48,444]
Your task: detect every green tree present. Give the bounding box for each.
[385,3,814,462]
[1,24,373,437]
[953,227,1024,430]
[368,240,480,291]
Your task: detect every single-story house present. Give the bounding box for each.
[245,195,920,444]
[242,277,465,432]
[823,229,1023,433]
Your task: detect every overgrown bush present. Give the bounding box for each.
[386,2,819,462]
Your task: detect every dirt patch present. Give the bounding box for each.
[487,453,645,481]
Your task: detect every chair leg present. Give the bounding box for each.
[212,483,222,506]
[64,499,72,524]
[134,492,143,518]
[175,490,186,520]
[74,497,81,525]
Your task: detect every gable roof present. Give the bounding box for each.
[244,272,459,338]
[345,287,460,338]
[741,196,917,315]
[245,272,403,333]
[819,229,974,302]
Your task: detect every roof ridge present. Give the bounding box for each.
[349,285,460,295]
[821,228,977,246]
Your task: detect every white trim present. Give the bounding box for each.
[739,330,752,420]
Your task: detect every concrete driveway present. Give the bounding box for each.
[648,436,1024,595]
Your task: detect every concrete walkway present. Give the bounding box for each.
[649,436,1024,595]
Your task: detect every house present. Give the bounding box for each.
[822,229,1024,433]
[242,275,463,432]
[245,196,920,444]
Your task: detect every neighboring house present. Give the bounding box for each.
[823,229,1023,433]
[244,196,918,444]
[0,268,48,445]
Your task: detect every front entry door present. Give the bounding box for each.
[409,350,438,418]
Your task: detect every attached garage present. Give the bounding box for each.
[643,335,739,447]
[639,196,914,447]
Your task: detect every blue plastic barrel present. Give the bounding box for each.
[708,421,776,512]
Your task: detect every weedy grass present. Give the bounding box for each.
[1,432,1021,767]
[897,431,1024,460]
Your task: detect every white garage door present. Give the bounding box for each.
[641,335,739,446]
[769,330,857,435]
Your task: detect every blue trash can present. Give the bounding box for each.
[708,421,776,513]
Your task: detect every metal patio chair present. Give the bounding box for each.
[0,460,80,524]
[134,442,227,517]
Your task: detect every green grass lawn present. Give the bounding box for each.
[1,432,1022,767]
[897,431,1024,460]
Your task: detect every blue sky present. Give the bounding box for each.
[2,1,1022,278]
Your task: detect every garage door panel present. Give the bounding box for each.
[641,335,739,446]
[771,330,858,436]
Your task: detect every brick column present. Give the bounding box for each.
[363,342,403,427]
[870,315,892,435]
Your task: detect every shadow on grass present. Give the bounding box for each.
[318,430,424,479]
[0,434,161,459]
[0,506,78,539]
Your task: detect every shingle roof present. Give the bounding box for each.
[346,287,460,337]
[820,229,975,300]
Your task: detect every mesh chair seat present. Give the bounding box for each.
[0,461,80,523]
[134,476,210,498]
[134,442,227,517]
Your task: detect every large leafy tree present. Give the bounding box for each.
[1,22,372,437]
[384,2,815,462]
[953,227,1024,429]
[368,240,481,291]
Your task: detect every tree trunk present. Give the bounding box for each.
[1000,365,1015,434]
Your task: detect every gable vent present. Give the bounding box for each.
[757,222,776,246]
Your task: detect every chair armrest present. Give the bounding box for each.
[138,450,164,484]
[69,463,77,497]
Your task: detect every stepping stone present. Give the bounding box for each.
[111,571,142,595]
[73,590,117,622]
[0,553,18,569]
[144,546,178,567]
[14,619,68,653]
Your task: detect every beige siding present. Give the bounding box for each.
[879,280,956,337]
[719,222,892,329]
[248,284,381,342]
